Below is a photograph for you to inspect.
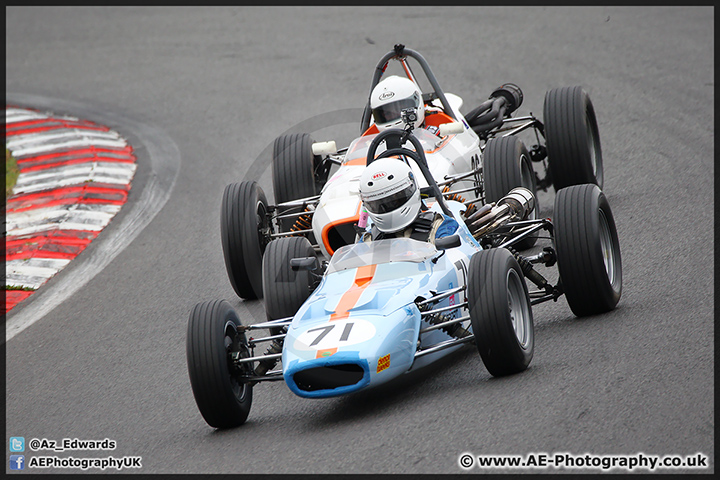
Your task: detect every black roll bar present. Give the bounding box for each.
[365,128,453,217]
[360,44,459,132]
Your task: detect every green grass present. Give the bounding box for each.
[5,285,36,291]
[6,148,20,196]
[5,148,27,292]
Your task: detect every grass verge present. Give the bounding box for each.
[6,148,19,197]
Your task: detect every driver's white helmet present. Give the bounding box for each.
[359,157,421,233]
[370,75,425,131]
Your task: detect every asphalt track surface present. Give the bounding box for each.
[5,6,714,475]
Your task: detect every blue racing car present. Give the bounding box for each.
[186,124,622,429]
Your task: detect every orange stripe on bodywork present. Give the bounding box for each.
[345,156,367,166]
[321,200,362,256]
[329,264,377,321]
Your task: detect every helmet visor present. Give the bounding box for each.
[363,182,417,214]
[372,97,418,125]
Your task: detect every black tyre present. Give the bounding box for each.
[483,135,539,249]
[273,133,322,234]
[221,181,272,300]
[554,184,622,316]
[543,86,603,190]
[273,133,319,205]
[186,299,253,429]
[262,236,318,323]
[467,248,534,376]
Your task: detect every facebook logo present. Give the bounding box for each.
[9,455,25,470]
[10,437,25,452]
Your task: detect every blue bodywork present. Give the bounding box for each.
[282,200,482,398]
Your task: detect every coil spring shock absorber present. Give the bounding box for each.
[417,302,471,338]
[289,207,313,235]
[254,335,284,376]
[442,186,476,218]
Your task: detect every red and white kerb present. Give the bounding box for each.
[4,106,137,314]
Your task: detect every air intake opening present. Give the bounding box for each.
[327,222,357,254]
[293,364,364,392]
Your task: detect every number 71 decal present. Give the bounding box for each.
[293,318,376,352]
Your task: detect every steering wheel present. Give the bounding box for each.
[366,128,425,167]
[365,128,453,217]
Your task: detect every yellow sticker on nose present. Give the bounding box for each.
[377,354,391,373]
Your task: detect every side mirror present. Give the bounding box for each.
[435,234,461,250]
[438,122,464,136]
[311,141,337,156]
[290,257,317,271]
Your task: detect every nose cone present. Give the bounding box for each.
[283,308,419,398]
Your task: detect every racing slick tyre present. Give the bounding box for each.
[273,133,324,237]
[554,184,622,316]
[273,133,319,204]
[186,299,253,429]
[262,236,318,325]
[467,248,534,377]
[543,86,603,191]
[483,136,539,249]
[221,181,272,300]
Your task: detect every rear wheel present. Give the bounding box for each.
[543,86,603,190]
[273,133,323,234]
[186,299,253,429]
[467,248,534,376]
[221,181,271,299]
[554,184,622,316]
[262,236,318,324]
[483,136,539,249]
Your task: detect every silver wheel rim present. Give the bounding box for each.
[507,269,531,349]
[520,154,537,220]
[224,321,249,402]
[586,114,598,178]
[598,209,617,288]
[256,200,271,249]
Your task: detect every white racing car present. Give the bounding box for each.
[220,44,604,306]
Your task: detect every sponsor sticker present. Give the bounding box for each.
[316,348,338,359]
[377,354,391,373]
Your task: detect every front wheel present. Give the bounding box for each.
[554,184,622,316]
[186,299,253,428]
[221,181,272,299]
[543,86,604,190]
[467,248,534,377]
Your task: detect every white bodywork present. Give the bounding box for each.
[312,96,482,258]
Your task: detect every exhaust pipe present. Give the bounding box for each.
[470,187,535,239]
[497,187,535,220]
